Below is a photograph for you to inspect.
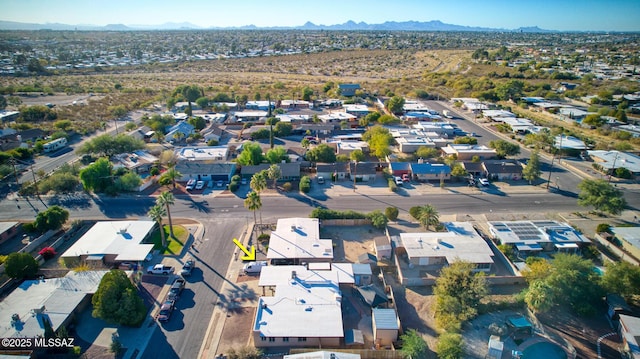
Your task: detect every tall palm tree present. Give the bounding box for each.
[156,191,175,238]
[244,191,262,226]
[419,204,440,231]
[250,170,267,193]
[148,204,167,248]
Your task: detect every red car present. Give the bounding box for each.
[402,174,410,182]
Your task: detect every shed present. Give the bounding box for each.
[372,308,399,347]
[352,264,373,286]
[487,335,504,359]
[357,253,377,265]
[606,293,632,320]
[374,236,392,260]
[355,285,388,308]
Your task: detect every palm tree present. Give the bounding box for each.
[148,204,167,248]
[156,191,175,238]
[250,170,267,193]
[244,191,262,226]
[267,164,281,190]
[418,204,440,231]
[160,166,182,189]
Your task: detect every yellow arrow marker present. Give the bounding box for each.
[233,238,256,261]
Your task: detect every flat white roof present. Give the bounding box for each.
[343,104,370,112]
[319,112,357,121]
[254,265,347,338]
[337,141,368,151]
[587,151,640,173]
[554,135,588,150]
[399,222,494,264]
[0,221,18,235]
[266,218,333,260]
[285,351,360,359]
[442,144,496,155]
[259,264,354,287]
[483,110,516,118]
[235,110,268,117]
[0,271,109,338]
[176,146,228,161]
[612,227,640,250]
[62,221,155,261]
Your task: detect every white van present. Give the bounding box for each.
[243,261,267,274]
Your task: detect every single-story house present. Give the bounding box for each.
[316,163,349,181]
[389,162,411,177]
[201,125,225,143]
[240,163,300,182]
[280,100,310,109]
[588,151,640,177]
[112,150,158,174]
[233,111,268,122]
[343,105,371,118]
[610,227,640,261]
[410,162,451,182]
[488,220,591,255]
[245,101,275,111]
[462,161,485,177]
[441,144,497,161]
[482,160,523,181]
[61,220,156,265]
[338,83,361,97]
[130,125,155,142]
[350,162,378,182]
[165,120,195,143]
[0,221,20,245]
[17,128,46,144]
[175,162,236,183]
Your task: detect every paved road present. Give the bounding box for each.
[142,218,246,359]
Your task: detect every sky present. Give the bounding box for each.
[1,0,639,32]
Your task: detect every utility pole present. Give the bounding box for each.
[30,164,41,200]
[9,157,19,189]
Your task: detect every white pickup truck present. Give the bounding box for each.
[147,264,175,275]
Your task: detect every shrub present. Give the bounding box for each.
[38,246,56,260]
[368,210,388,229]
[299,175,311,193]
[229,181,239,192]
[385,207,399,221]
[282,182,292,192]
[232,175,241,182]
[309,208,367,220]
[596,223,611,234]
[388,179,397,192]
[409,206,422,220]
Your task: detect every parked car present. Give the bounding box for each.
[478,178,490,186]
[180,259,195,276]
[195,180,205,190]
[157,299,175,322]
[394,176,403,186]
[147,264,174,275]
[243,261,268,275]
[317,176,325,184]
[402,174,410,182]
[167,278,185,300]
[185,179,196,191]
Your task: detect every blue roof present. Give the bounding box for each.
[389,162,410,171]
[166,120,194,133]
[410,163,451,175]
[339,84,361,89]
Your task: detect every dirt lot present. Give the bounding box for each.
[321,225,386,263]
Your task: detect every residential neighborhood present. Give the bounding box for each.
[1,17,640,359]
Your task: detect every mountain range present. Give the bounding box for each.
[0,19,557,32]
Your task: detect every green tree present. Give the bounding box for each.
[156,191,175,238]
[20,105,57,122]
[436,333,463,359]
[299,175,311,193]
[237,142,264,166]
[495,79,525,101]
[400,329,429,359]
[188,116,206,131]
[385,207,399,221]
[522,150,541,184]
[274,122,292,137]
[577,179,626,215]
[350,149,365,163]
[244,191,262,226]
[79,157,113,192]
[92,270,146,327]
[386,96,405,115]
[368,210,388,229]
[301,86,314,101]
[265,147,289,164]
[76,134,145,158]
[301,138,311,149]
[4,252,38,279]
[434,261,487,330]
[159,166,182,189]
[53,119,73,131]
[415,146,439,159]
[417,204,439,231]
[450,163,467,179]
[305,144,336,163]
[453,137,478,145]
[488,140,520,158]
[267,164,282,189]
[147,204,167,248]
[250,170,268,193]
[115,172,142,192]
[525,279,556,313]
[363,126,393,160]
[34,205,69,232]
[601,261,640,298]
